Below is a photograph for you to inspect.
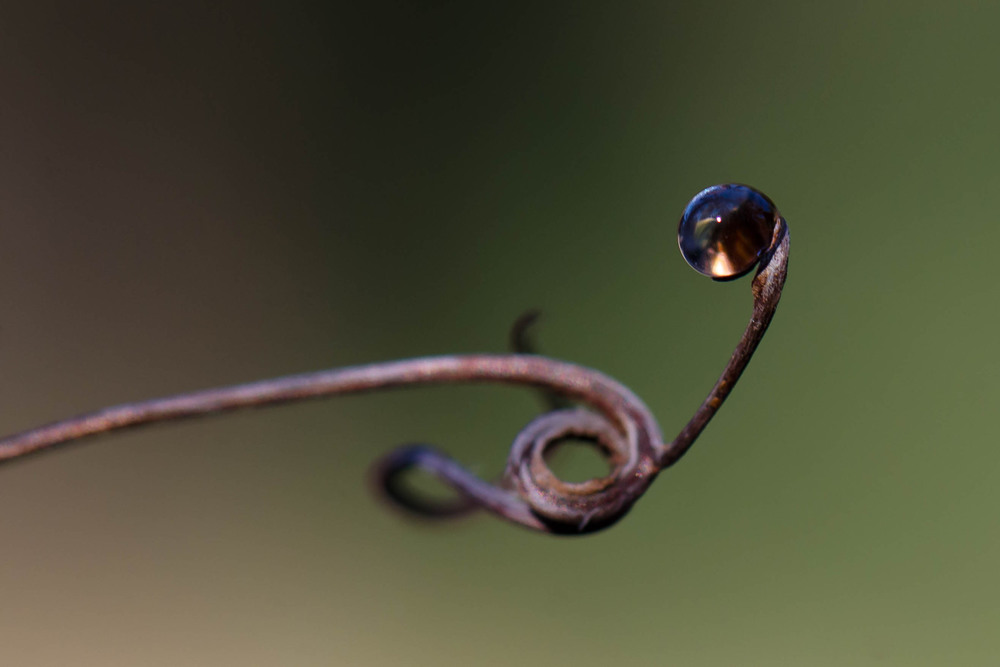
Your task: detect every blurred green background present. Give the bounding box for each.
[1,2,997,665]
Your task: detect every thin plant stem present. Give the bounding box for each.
[0,220,788,535]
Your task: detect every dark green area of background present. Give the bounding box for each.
[1,2,996,664]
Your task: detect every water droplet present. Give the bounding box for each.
[677,184,780,280]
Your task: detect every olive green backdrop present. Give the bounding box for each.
[0,2,996,665]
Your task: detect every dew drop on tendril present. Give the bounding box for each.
[677,184,780,280]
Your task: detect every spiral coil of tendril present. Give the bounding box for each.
[378,369,665,534]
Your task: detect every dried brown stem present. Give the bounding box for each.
[0,221,788,535]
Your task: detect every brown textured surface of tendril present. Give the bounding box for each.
[0,187,789,536]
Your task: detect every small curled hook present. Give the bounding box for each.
[0,184,789,536]
[508,309,572,411]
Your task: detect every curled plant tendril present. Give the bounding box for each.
[379,184,790,533]
[0,184,789,536]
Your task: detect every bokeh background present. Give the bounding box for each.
[1,2,998,665]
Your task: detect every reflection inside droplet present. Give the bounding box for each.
[677,184,780,280]
[710,253,735,277]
